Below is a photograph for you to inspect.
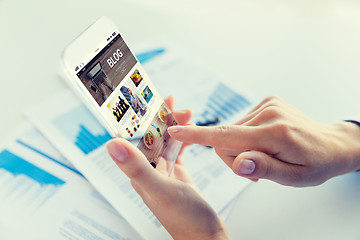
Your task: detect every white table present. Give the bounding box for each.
[1,0,360,239]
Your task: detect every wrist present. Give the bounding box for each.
[330,121,360,173]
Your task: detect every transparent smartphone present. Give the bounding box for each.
[61,16,181,174]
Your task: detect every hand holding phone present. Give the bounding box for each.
[61,17,181,174]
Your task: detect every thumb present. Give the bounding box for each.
[232,151,304,186]
[106,138,164,192]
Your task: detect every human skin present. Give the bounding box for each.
[168,96,360,187]
[106,96,229,240]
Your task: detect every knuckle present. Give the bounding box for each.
[214,126,230,148]
[263,95,281,104]
[275,121,289,133]
[269,121,294,141]
[261,106,283,119]
[261,96,287,112]
[215,125,229,135]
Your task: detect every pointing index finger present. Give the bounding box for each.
[167,125,266,150]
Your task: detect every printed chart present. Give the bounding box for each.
[195,82,251,126]
[52,106,112,154]
[0,150,65,213]
[189,83,252,157]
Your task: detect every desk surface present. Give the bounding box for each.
[1,0,360,239]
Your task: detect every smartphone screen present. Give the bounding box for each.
[63,20,181,170]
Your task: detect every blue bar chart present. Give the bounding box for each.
[136,48,165,64]
[188,83,252,157]
[16,139,83,177]
[75,125,112,154]
[195,82,251,126]
[0,150,65,213]
[52,106,112,155]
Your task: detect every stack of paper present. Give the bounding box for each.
[0,42,256,239]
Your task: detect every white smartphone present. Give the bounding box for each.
[61,16,181,173]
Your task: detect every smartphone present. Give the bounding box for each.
[61,16,181,173]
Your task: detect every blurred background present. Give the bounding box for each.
[2,0,360,138]
[1,0,360,239]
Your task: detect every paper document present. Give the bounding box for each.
[0,124,141,240]
[26,43,255,239]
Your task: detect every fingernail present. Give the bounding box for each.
[237,159,255,175]
[106,140,128,163]
[168,125,184,134]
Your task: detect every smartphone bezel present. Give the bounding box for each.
[61,16,130,137]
